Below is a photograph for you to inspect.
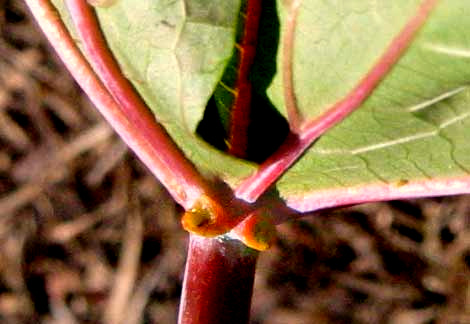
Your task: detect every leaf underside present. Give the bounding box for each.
[277,0,470,208]
[54,0,470,212]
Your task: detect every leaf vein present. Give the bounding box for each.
[407,86,467,112]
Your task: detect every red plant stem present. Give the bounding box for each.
[235,0,439,203]
[228,0,262,158]
[26,0,214,210]
[178,235,258,324]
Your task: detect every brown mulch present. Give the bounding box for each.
[0,1,469,323]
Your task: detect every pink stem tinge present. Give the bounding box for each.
[235,0,439,203]
[283,0,303,132]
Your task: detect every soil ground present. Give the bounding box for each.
[0,1,469,323]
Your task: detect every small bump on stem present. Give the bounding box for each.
[232,210,277,251]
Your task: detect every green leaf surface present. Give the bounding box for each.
[55,0,470,210]
[276,0,470,205]
[268,0,424,119]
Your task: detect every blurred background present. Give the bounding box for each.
[0,1,469,323]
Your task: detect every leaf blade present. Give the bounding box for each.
[276,1,470,210]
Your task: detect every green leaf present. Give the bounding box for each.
[274,1,470,209]
[268,0,426,120]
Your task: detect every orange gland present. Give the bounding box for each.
[232,211,276,251]
[181,195,233,237]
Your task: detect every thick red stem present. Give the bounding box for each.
[178,235,258,324]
